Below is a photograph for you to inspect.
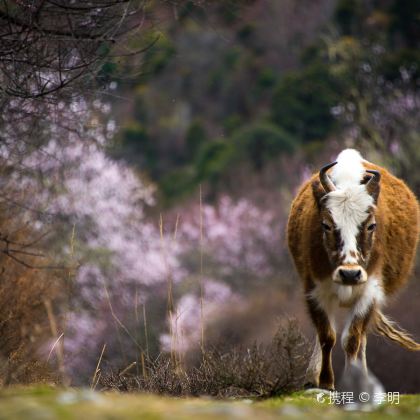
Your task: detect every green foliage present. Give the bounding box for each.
[271,64,340,142]
[133,93,148,124]
[178,1,206,21]
[115,122,157,174]
[160,167,197,202]
[381,49,420,82]
[334,0,363,35]
[223,47,241,70]
[331,0,420,80]
[185,120,207,160]
[195,140,235,183]
[109,0,420,204]
[389,0,420,47]
[216,1,248,24]
[223,114,243,136]
[237,23,255,42]
[231,123,298,170]
[257,68,277,89]
[142,34,176,77]
[97,60,118,85]
[161,121,298,199]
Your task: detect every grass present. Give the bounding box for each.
[0,386,420,419]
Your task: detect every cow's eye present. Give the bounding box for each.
[367,223,377,231]
[322,222,332,232]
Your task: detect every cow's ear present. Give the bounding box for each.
[361,174,381,204]
[312,179,327,209]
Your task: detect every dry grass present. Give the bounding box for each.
[0,221,64,385]
[100,319,310,398]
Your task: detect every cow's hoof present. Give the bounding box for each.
[319,383,335,392]
[304,382,318,390]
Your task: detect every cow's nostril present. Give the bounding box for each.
[339,269,362,284]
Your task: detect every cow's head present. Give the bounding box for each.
[312,161,381,286]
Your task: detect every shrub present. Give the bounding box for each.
[231,122,297,170]
[100,319,310,398]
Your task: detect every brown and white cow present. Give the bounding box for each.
[287,149,420,390]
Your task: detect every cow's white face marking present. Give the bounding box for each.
[326,185,373,264]
[323,149,375,283]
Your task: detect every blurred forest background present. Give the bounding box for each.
[0,0,419,394]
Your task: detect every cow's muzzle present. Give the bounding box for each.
[333,265,367,285]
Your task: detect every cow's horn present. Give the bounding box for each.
[365,169,381,193]
[319,161,337,193]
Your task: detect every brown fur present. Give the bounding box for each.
[344,305,374,360]
[306,293,336,389]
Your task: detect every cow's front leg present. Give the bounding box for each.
[306,296,336,390]
[338,306,386,397]
[341,305,374,369]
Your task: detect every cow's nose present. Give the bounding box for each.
[339,269,362,285]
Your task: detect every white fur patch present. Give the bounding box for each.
[326,149,373,262]
[331,149,365,188]
[309,281,337,315]
[336,284,353,303]
[352,275,385,317]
